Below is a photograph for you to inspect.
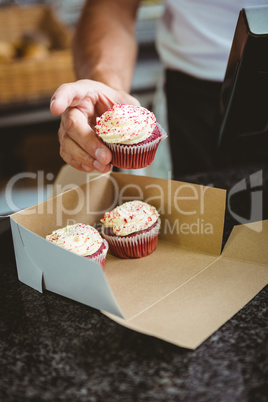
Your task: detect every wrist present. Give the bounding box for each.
[74,64,131,93]
[90,67,129,92]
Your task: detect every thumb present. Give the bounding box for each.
[50,84,74,116]
[50,81,90,116]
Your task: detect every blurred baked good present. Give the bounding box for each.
[15,30,51,60]
[0,41,15,62]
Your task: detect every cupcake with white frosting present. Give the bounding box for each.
[100,200,160,258]
[46,223,109,270]
[95,104,167,169]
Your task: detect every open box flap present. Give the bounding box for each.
[105,241,218,320]
[105,248,268,350]
[222,220,268,265]
[10,219,43,292]
[10,217,124,318]
[49,165,105,198]
[105,219,268,349]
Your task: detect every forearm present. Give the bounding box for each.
[72,0,140,92]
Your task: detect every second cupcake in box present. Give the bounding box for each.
[100,200,160,259]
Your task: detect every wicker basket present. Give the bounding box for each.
[0,5,76,106]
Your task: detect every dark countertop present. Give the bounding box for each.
[1,161,268,402]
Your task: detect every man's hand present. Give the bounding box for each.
[50,79,139,173]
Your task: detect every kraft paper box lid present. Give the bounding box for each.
[10,169,268,349]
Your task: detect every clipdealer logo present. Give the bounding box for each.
[227,170,263,232]
[3,169,264,233]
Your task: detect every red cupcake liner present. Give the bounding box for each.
[101,219,161,259]
[85,239,109,270]
[105,123,167,169]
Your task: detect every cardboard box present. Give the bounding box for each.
[10,169,268,349]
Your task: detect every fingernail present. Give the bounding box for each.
[81,164,93,172]
[93,160,105,171]
[95,148,107,164]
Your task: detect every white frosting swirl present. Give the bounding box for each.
[95,104,156,144]
[101,200,159,236]
[46,223,103,256]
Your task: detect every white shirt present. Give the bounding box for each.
[156,0,268,81]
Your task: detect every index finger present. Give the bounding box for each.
[50,80,94,116]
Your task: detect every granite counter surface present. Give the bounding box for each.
[1,162,267,402]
